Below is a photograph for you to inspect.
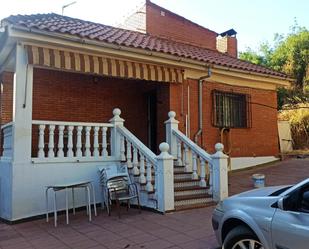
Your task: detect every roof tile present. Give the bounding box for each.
[2,13,287,78]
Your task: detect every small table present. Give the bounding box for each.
[45,181,97,227]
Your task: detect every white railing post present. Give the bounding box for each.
[211,143,228,201]
[109,108,124,159]
[93,126,100,157]
[85,126,91,157]
[126,140,133,169]
[76,126,83,157]
[102,127,108,157]
[164,111,179,158]
[139,153,146,184]
[38,124,45,159]
[48,125,55,158]
[67,126,74,158]
[57,125,65,158]
[199,158,206,187]
[156,142,174,212]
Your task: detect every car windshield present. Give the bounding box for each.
[269,186,292,196]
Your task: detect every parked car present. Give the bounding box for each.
[212,178,309,249]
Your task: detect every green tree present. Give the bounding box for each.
[239,23,309,109]
[240,23,309,89]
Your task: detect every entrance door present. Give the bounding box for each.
[147,91,157,153]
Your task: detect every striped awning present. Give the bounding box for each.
[25,45,184,83]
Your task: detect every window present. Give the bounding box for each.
[212,90,251,128]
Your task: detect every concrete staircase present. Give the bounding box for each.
[173,165,214,211]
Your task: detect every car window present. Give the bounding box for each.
[300,189,309,213]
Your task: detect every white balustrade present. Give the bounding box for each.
[176,138,183,166]
[38,124,45,158]
[93,126,100,157]
[132,147,139,176]
[146,158,153,192]
[192,151,198,180]
[199,157,206,187]
[57,125,64,158]
[126,140,133,169]
[183,144,190,172]
[120,135,126,161]
[139,153,146,184]
[32,120,113,162]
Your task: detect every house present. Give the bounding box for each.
[0,1,291,222]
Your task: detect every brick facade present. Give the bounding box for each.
[0,72,14,125]
[145,1,218,50]
[169,79,279,157]
[1,68,279,157]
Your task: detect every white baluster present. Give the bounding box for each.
[48,125,55,158]
[76,126,83,157]
[192,151,198,180]
[57,125,64,158]
[176,138,183,166]
[93,126,100,157]
[146,159,153,192]
[38,124,45,158]
[183,144,190,172]
[120,135,125,161]
[208,163,213,194]
[132,147,139,176]
[139,153,146,184]
[200,157,207,187]
[126,140,133,169]
[85,126,91,157]
[67,126,74,158]
[102,127,108,157]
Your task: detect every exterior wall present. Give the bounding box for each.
[146,1,218,50]
[0,72,14,125]
[32,68,170,153]
[169,79,280,157]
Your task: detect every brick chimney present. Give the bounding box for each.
[216,29,238,58]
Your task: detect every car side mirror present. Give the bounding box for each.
[277,197,285,210]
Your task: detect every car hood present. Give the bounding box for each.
[231,185,289,198]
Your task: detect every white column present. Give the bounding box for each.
[48,125,55,158]
[156,142,174,212]
[38,125,45,159]
[176,138,183,166]
[146,159,153,192]
[67,126,74,158]
[183,144,190,172]
[192,151,198,180]
[85,126,91,157]
[57,125,65,158]
[132,147,139,176]
[139,153,146,184]
[126,140,133,169]
[109,108,124,158]
[93,126,100,157]
[102,127,108,157]
[211,143,228,201]
[76,126,83,157]
[199,158,206,187]
[164,111,179,158]
[120,135,125,161]
[12,44,33,163]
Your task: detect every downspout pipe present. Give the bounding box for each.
[194,67,212,144]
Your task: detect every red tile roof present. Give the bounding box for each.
[2,13,287,78]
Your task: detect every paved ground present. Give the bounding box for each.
[0,158,308,249]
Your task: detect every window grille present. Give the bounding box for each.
[212,90,251,128]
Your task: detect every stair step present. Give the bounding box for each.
[174,186,210,197]
[175,193,212,201]
[175,195,214,208]
[174,178,201,188]
[174,202,216,211]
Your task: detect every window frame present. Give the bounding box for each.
[211,90,252,129]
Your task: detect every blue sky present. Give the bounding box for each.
[0,0,308,51]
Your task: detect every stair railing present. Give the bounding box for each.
[165,111,229,201]
[110,108,174,212]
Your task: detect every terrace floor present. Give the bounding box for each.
[1,158,308,249]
